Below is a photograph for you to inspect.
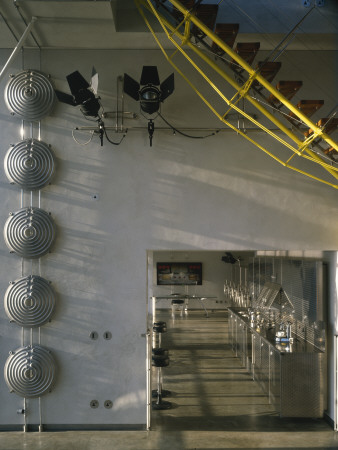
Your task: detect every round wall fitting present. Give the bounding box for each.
[4,139,55,190]
[4,207,56,259]
[4,275,56,328]
[4,70,55,121]
[4,344,56,398]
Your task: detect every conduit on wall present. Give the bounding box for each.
[135,0,338,189]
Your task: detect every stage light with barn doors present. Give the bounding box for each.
[54,68,124,146]
[123,66,174,145]
[55,68,100,119]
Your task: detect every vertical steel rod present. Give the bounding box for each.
[0,17,37,82]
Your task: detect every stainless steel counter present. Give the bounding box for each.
[228,307,327,418]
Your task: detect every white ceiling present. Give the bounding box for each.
[0,0,337,50]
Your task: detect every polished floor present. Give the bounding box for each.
[0,310,337,449]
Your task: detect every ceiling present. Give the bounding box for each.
[0,0,337,51]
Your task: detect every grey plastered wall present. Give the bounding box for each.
[0,47,337,428]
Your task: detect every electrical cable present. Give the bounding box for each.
[72,128,94,145]
[103,126,127,145]
[158,112,219,139]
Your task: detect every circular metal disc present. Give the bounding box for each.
[4,70,55,121]
[4,275,56,328]
[4,207,56,259]
[4,345,56,398]
[4,139,55,190]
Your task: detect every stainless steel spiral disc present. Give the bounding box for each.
[4,70,55,121]
[4,139,55,190]
[4,207,56,259]
[4,345,56,398]
[4,275,56,328]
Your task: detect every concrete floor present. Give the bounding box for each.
[0,310,337,449]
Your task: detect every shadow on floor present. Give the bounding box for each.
[152,411,332,432]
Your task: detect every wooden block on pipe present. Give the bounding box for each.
[252,61,282,87]
[192,4,219,38]
[323,147,338,160]
[286,100,324,127]
[211,23,239,55]
[230,42,260,72]
[304,117,338,138]
[172,0,195,22]
[268,80,303,107]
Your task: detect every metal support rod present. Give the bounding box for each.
[152,296,156,324]
[264,6,316,64]
[39,397,43,432]
[116,76,119,131]
[0,10,19,42]
[199,298,209,317]
[0,16,37,82]
[13,1,40,49]
[23,398,27,432]
[120,77,125,132]
[146,330,151,430]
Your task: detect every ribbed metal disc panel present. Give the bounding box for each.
[4,207,56,258]
[4,275,56,328]
[4,139,55,190]
[4,70,55,121]
[4,345,56,398]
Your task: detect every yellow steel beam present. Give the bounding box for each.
[140,0,338,179]
[167,0,338,152]
[134,0,338,188]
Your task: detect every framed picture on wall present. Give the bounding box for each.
[157,262,202,285]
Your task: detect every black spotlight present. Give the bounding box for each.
[221,252,239,264]
[55,68,101,119]
[123,66,174,145]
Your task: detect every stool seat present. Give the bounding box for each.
[152,355,169,367]
[171,299,184,304]
[153,321,167,333]
[171,298,185,317]
[152,348,169,357]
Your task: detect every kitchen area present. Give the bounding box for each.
[148,250,335,431]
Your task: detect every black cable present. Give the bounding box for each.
[104,126,127,146]
[158,113,219,139]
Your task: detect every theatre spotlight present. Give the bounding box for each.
[123,66,174,145]
[55,68,101,118]
[222,252,239,264]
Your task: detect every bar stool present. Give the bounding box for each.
[152,354,172,410]
[152,321,167,348]
[152,348,170,398]
[171,299,185,317]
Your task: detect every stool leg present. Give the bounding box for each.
[152,363,171,398]
[152,367,172,410]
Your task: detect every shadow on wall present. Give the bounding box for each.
[145,132,338,250]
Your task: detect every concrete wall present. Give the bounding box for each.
[0,47,337,428]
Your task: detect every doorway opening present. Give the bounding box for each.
[146,250,331,432]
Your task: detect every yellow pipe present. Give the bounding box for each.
[167,0,338,151]
[142,0,338,179]
[145,2,301,150]
[135,1,338,188]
